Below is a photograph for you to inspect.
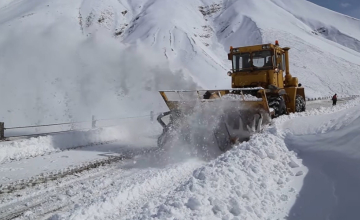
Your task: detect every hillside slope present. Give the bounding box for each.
[0,0,360,126]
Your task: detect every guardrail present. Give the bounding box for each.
[0,111,157,141]
[306,95,360,101]
[1,94,359,140]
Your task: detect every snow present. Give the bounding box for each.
[271,0,360,52]
[221,93,262,101]
[0,147,121,186]
[133,133,302,220]
[0,94,359,219]
[274,97,360,133]
[1,0,360,219]
[0,127,127,164]
[280,103,360,219]
[0,118,161,164]
[1,0,360,128]
[38,131,302,220]
[48,158,205,220]
[0,0,197,128]
[45,97,360,220]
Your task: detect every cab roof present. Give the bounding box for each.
[229,41,287,54]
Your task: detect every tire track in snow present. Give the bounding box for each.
[0,161,124,220]
[60,158,204,220]
[0,154,124,195]
[0,150,203,220]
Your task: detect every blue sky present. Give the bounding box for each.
[308,0,360,19]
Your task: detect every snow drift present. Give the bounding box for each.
[54,132,303,220]
[282,102,360,219]
[0,117,161,164]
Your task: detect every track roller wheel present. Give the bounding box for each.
[268,96,286,117]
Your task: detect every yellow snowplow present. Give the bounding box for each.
[157,41,305,151]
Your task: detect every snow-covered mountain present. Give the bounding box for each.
[1,0,360,126]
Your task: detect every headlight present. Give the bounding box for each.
[227,71,232,76]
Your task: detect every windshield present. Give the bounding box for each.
[253,50,272,68]
[232,50,273,71]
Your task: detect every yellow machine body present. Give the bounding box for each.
[156,41,306,151]
[228,42,306,114]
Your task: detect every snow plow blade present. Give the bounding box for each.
[157,88,272,151]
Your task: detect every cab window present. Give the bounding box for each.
[232,53,250,71]
[253,50,272,68]
[232,50,273,71]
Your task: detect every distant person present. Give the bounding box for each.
[332,94,337,106]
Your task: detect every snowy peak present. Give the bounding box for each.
[78,0,360,59]
[271,0,360,53]
[1,0,360,127]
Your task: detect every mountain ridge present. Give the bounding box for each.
[0,0,360,126]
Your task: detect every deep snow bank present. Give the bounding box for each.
[274,97,360,135]
[0,127,127,164]
[60,131,303,220]
[135,133,303,220]
[281,102,360,219]
[282,104,360,136]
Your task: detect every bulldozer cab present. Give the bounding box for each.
[227,43,287,89]
[232,50,274,72]
[227,41,305,114]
